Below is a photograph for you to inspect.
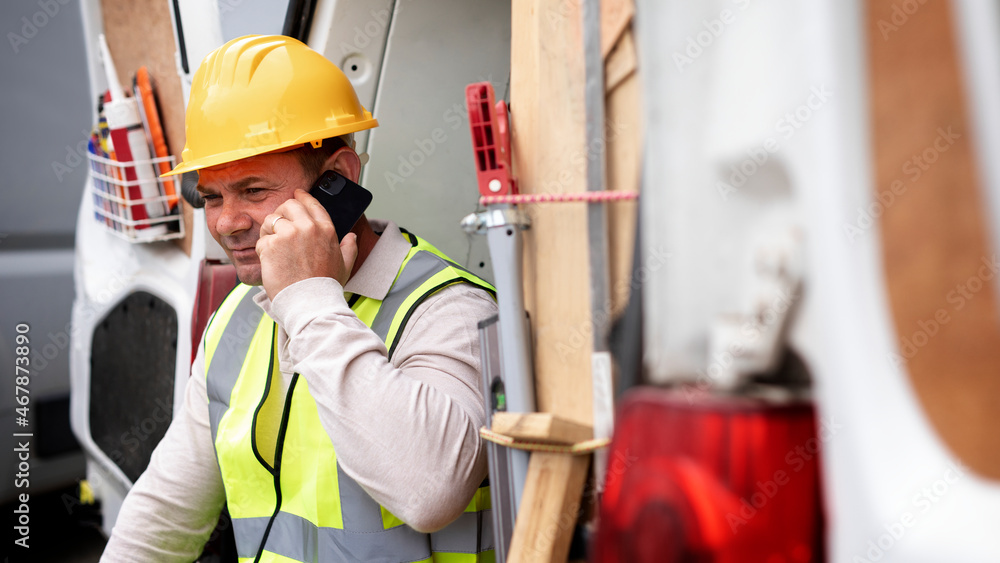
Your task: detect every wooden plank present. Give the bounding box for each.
[601,0,634,57]
[866,0,1000,478]
[605,51,641,319]
[605,27,637,94]
[102,0,192,255]
[509,0,598,560]
[512,0,592,431]
[492,413,594,445]
[506,453,591,563]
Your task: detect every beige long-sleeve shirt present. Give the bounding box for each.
[101,221,497,562]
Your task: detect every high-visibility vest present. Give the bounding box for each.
[203,231,496,563]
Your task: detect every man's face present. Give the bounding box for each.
[197,152,310,285]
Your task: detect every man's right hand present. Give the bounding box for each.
[257,189,359,300]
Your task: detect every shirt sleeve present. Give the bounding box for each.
[100,344,226,562]
[267,277,497,533]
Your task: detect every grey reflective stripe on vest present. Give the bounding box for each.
[336,459,495,550]
[431,511,494,554]
[235,512,433,562]
[369,250,449,343]
[206,287,264,443]
[337,463,384,532]
[234,510,496,562]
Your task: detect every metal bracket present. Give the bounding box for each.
[460,208,531,235]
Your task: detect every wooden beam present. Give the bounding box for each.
[601,0,635,57]
[492,413,594,445]
[506,453,591,563]
[605,27,642,318]
[605,28,637,93]
[511,0,592,433]
[509,0,595,560]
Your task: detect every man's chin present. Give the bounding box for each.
[233,263,263,286]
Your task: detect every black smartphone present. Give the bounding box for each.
[308,170,373,241]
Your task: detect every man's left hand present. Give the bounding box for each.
[257,189,359,300]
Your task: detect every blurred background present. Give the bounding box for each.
[2,0,999,562]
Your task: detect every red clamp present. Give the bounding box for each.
[466,82,516,198]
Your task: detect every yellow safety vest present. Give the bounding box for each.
[204,231,496,563]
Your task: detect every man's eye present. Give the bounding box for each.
[201,194,220,202]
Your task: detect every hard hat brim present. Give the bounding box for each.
[162,117,378,177]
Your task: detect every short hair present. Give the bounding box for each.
[292,134,354,179]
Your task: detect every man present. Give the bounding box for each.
[101,35,497,562]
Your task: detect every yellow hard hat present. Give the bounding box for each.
[165,35,377,176]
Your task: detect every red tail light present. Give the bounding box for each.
[594,387,824,563]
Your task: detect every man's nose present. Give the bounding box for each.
[215,198,253,237]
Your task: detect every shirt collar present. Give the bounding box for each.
[343,219,412,300]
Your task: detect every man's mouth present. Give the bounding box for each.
[229,247,258,261]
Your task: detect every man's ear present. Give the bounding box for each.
[323,146,362,183]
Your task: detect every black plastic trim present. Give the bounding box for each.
[172,0,189,74]
[282,0,317,43]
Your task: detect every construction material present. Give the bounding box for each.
[604,27,637,92]
[510,0,592,443]
[480,430,609,455]
[604,24,641,321]
[509,0,596,559]
[506,453,590,563]
[491,413,594,445]
[601,0,635,56]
